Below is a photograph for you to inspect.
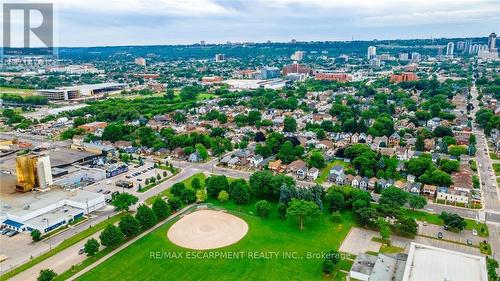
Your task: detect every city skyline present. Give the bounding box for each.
[1,0,499,47]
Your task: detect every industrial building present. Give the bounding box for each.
[37,82,126,101]
[349,243,488,281]
[402,243,487,281]
[0,175,105,234]
[15,154,53,192]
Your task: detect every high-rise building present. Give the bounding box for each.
[200,40,205,46]
[446,42,454,56]
[367,46,377,60]
[488,32,497,51]
[215,53,226,62]
[134,57,146,66]
[290,51,304,61]
[456,41,465,51]
[398,52,409,61]
[16,154,53,192]
[261,67,281,79]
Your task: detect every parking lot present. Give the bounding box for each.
[339,226,482,257]
[83,163,171,200]
[417,222,484,246]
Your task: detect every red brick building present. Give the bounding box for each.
[390,72,418,83]
[314,73,352,82]
[282,63,313,76]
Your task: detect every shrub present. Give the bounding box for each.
[255,200,271,217]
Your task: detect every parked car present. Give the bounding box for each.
[78,247,85,255]
[112,191,119,196]
[97,189,103,193]
[444,225,449,231]
[1,228,10,235]
[423,221,427,226]
[137,179,143,181]
[472,229,478,236]
[7,230,18,237]
[437,232,443,239]
[467,239,473,245]
[103,190,111,194]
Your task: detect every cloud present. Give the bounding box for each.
[4,0,498,46]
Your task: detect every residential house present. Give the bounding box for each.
[422,184,437,199]
[344,174,354,186]
[388,132,401,147]
[359,177,369,190]
[250,155,263,167]
[368,177,377,190]
[268,159,283,173]
[436,187,469,204]
[172,147,185,159]
[308,168,319,180]
[351,175,361,188]
[316,140,334,150]
[188,152,202,162]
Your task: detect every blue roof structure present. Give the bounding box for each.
[3,219,24,228]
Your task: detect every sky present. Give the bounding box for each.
[2,0,499,47]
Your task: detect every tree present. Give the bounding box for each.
[354,207,379,227]
[196,189,207,203]
[438,212,466,232]
[283,116,297,132]
[99,224,124,247]
[433,126,453,137]
[326,190,345,212]
[230,180,251,205]
[277,203,287,220]
[255,200,271,217]
[440,160,460,173]
[38,269,57,281]
[168,197,182,211]
[378,218,391,243]
[195,143,209,160]
[205,175,229,197]
[218,190,229,202]
[408,195,427,210]
[31,229,41,242]
[448,145,467,156]
[118,214,141,238]
[112,193,138,211]
[152,198,171,221]
[170,182,186,197]
[277,141,297,164]
[322,260,334,274]
[84,238,100,256]
[191,178,201,189]
[415,135,425,151]
[393,217,418,238]
[135,204,157,230]
[379,187,409,209]
[180,187,197,203]
[308,150,326,169]
[286,199,321,230]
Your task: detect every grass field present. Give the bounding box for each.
[77,200,356,281]
[401,209,488,236]
[145,173,207,205]
[0,87,35,96]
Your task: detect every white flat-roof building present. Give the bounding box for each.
[1,177,105,234]
[402,243,488,281]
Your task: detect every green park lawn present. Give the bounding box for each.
[493,163,500,177]
[0,86,35,96]
[77,200,356,281]
[145,173,207,205]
